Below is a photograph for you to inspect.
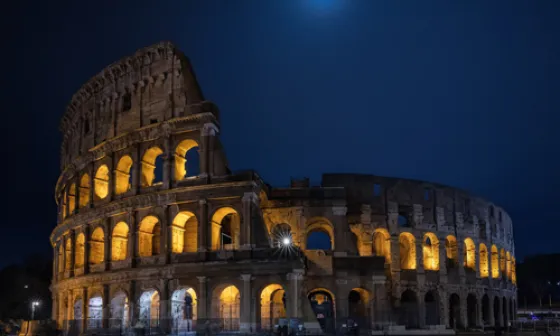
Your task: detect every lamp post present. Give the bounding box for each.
[31,301,40,320]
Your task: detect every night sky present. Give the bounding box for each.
[1,0,558,268]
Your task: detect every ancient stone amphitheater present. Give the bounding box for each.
[51,42,517,335]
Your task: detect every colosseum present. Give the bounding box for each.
[51,41,517,335]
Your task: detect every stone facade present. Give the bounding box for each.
[51,42,517,334]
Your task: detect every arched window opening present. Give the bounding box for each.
[74,233,85,268]
[174,139,200,180]
[348,288,369,320]
[139,290,160,328]
[210,207,240,251]
[445,235,458,268]
[398,214,409,227]
[260,284,286,331]
[306,230,332,250]
[114,155,133,195]
[479,243,489,278]
[68,184,76,214]
[89,227,105,265]
[79,174,90,208]
[491,245,499,278]
[64,238,73,271]
[171,288,197,333]
[141,147,164,187]
[500,249,506,275]
[399,290,418,328]
[372,229,391,263]
[73,299,83,331]
[138,216,161,257]
[94,165,110,199]
[88,296,103,329]
[424,291,439,326]
[466,294,478,328]
[463,238,476,271]
[218,286,240,331]
[270,224,292,248]
[449,294,461,329]
[308,290,335,334]
[171,212,198,253]
[422,233,439,271]
[399,233,416,270]
[110,291,129,329]
[112,222,129,261]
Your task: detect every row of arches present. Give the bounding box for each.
[61,140,200,220]
[369,230,516,282]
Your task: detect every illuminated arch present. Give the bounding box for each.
[479,243,489,278]
[64,237,73,270]
[79,174,90,208]
[94,165,110,199]
[491,245,499,278]
[463,238,476,270]
[174,139,200,180]
[506,251,512,279]
[210,207,240,251]
[445,235,458,267]
[89,227,105,265]
[110,291,129,329]
[423,232,439,271]
[372,228,391,264]
[139,290,160,327]
[349,288,370,318]
[87,295,103,329]
[74,233,85,268]
[68,183,76,214]
[212,285,240,331]
[500,248,506,275]
[138,215,161,257]
[171,287,197,331]
[260,284,286,330]
[114,155,133,195]
[112,222,129,261]
[308,288,336,334]
[171,211,198,253]
[305,217,335,250]
[141,147,164,187]
[399,232,416,270]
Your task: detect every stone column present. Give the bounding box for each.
[74,181,80,215]
[418,289,426,328]
[504,297,510,328]
[160,205,170,263]
[102,284,110,328]
[496,296,503,327]
[371,276,388,328]
[162,136,172,189]
[438,238,447,276]
[457,237,466,281]
[69,231,76,277]
[477,295,484,327]
[131,145,141,195]
[52,294,58,324]
[241,193,257,249]
[128,280,136,326]
[240,274,254,332]
[287,270,304,320]
[159,279,170,333]
[83,226,90,274]
[332,206,349,255]
[128,210,137,268]
[197,276,208,324]
[440,290,449,327]
[104,219,111,271]
[459,293,468,329]
[88,163,95,207]
[82,287,88,333]
[52,246,58,283]
[488,295,495,327]
[198,199,208,252]
[201,123,218,177]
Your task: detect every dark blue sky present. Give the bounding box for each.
[1,0,558,267]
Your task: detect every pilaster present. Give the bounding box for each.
[102,284,110,328]
[241,193,258,249]
[83,226,90,274]
[287,270,304,320]
[198,199,208,252]
[240,274,255,332]
[197,276,208,320]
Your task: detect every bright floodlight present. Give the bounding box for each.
[32,301,40,306]
[282,237,291,246]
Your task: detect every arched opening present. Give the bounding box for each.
[110,291,129,329]
[68,183,76,214]
[171,211,198,253]
[449,293,461,329]
[112,222,129,261]
[424,290,439,326]
[399,232,416,270]
[211,207,240,251]
[499,248,506,276]
[493,297,500,327]
[491,245,499,278]
[74,233,85,268]
[398,214,409,227]
[114,155,133,195]
[171,287,197,333]
[79,174,90,208]
[215,285,240,331]
[138,216,161,257]
[348,288,370,325]
[399,290,418,328]
[139,290,160,328]
[467,294,478,327]
[423,233,439,271]
[260,284,286,331]
[88,295,103,329]
[141,147,164,187]
[479,243,489,278]
[57,244,64,274]
[174,139,200,180]
[372,228,391,264]
[270,223,292,248]
[308,289,336,334]
[65,238,73,271]
[463,238,476,271]
[73,298,83,332]
[94,165,110,199]
[482,294,490,326]
[89,227,105,265]
[445,235,458,268]
[305,219,334,250]
[502,297,508,327]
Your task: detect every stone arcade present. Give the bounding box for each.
[51,42,517,334]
